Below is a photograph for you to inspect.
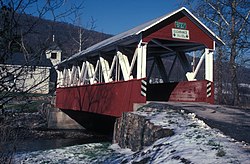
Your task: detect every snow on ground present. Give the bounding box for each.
[110,104,250,163]
[14,104,250,164]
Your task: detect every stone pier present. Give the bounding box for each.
[47,107,84,129]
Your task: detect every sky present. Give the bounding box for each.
[80,0,181,35]
[27,0,181,35]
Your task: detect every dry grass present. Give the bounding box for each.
[0,124,19,164]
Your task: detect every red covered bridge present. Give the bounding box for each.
[55,7,223,132]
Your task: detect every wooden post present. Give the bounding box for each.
[137,42,147,79]
[205,48,214,82]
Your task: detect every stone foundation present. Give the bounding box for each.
[113,112,174,151]
[47,107,84,130]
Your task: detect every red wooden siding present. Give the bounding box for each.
[147,80,214,104]
[143,15,214,49]
[56,79,146,117]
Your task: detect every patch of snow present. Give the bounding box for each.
[239,83,250,88]
[109,144,133,155]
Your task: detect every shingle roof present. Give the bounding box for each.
[47,42,62,51]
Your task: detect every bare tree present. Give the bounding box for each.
[70,10,96,52]
[182,0,250,105]
[0,0,84,104]
[0,0,84,162]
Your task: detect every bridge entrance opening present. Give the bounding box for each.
[145,39,214,104]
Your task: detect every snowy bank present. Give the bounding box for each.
[111,103,250,163]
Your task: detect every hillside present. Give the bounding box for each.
[9,13,112,59]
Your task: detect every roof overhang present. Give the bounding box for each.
[58,7,224,68]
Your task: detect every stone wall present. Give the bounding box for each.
[113,112,174,152]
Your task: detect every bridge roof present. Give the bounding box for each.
[59,7,224,66]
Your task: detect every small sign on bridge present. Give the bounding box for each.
[175,21,187,29]
[172,28,190,40]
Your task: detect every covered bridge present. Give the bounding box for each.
[55,7,224,119]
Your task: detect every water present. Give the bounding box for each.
[1,130,121,163]
[14,142,123,163]
[14,138,103,153]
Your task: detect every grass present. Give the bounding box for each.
[216,148,226,157]
[207,140,221,148]
[207,140,227,157]
[2,93,53,113]
[5,100,47,112]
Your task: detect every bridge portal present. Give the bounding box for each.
[55,7,223,119]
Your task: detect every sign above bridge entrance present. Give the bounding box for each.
[172,28,190,40]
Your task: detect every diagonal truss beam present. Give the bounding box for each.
[57,42,148,87]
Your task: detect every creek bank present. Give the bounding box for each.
[0,111,109,153]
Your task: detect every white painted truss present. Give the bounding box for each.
[57,43,148,88]
[146,48,214,84]
[57,45,214,88]
[186,48,214,82]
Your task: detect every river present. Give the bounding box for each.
[1,111,123,163]
[13,140,124,163]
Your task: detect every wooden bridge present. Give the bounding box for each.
[55,7,223,131]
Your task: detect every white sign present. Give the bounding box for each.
[172,28,189,40]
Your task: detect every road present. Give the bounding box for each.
[152,102,250,152]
